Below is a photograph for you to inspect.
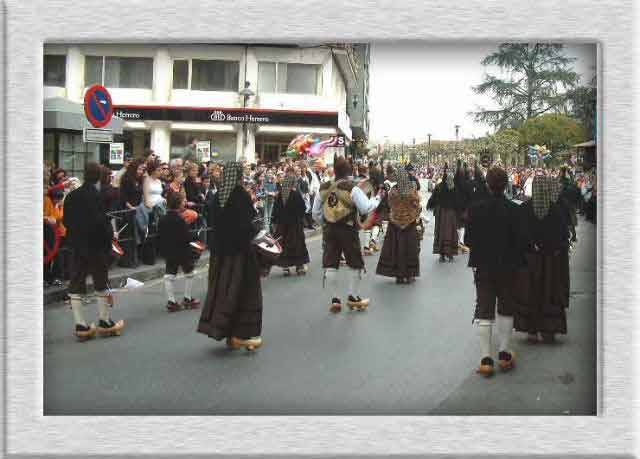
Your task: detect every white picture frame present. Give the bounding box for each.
[3,0,635,457]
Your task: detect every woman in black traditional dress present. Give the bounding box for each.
[513,175,570,343]
[197,162,263,351]
[271,174,310,276]
[376,170,421,284]
[427,166,459,262]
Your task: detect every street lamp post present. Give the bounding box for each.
[427,133,432,168]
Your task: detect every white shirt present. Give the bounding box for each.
[312,181,381,225]
[143,176,164,208]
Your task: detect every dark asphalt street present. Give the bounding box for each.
[44,190,597,415]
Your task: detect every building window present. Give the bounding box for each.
[191,60,239,91]
[172,60,189,89]
[44,55,66,87]
[258,62,321,95]
[58,132,91,180]
[84,56,153,89]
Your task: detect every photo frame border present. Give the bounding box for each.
[2,0,634,457]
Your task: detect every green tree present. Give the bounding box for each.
[563,74,597,139]
[487,129,522,165]
[519,114,587,159]
[470,44,579,130]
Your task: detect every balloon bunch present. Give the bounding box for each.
[528,144,552,161]
[286,134,337,159]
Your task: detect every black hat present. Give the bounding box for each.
[124,152,133,161]
[405,163,415,172]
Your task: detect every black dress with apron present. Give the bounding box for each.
[197,186,263,340]
[271,190,310,268]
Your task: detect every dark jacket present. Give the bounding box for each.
[63,183,113,256]
[210,186,257,256]
[120,178,142,208]
[158,210,194,261]
[271,190,306,226]
[466,195,526,270]
[427,180,459,210]
[184,177,204,206]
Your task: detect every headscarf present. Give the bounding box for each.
[395,169,415,197]
[532,175,561,220]
[218,162,243,208]
[445,172,455,191]
[281,175,297,203]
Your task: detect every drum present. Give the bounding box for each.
[252,229,282,269]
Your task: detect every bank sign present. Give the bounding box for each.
[113,106,338,127]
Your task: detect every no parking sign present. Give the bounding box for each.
[84,84,113,128]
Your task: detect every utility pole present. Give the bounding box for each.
[427,133,432,168]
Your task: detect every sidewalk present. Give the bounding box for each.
[44,226,321,306]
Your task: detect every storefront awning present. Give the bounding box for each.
[44,97,124,134]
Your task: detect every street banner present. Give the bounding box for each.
[196,140,211,162]
[109,142,125,165]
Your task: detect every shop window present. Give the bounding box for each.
[44,55,66,87]
[172,60,189,89]
[191,60,239,91]
[84,56,153,89]
[258,62,321,95]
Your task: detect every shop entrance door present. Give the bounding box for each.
[262,143,282,163]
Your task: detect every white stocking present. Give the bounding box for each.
[184,272,194,300]
[324,268,340,300]
[458,227,465,244]
[96,290,111,322]
[477,320,493,360]
[69,294,87,327]
[164,274,177,303]
[348,268,362,297]
[496,314,514,353]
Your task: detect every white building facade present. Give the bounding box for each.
[44,44,361,166]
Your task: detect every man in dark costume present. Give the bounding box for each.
[197,162,263,351]
[466,166,526,377]
[272,174,310,276]
[63,162,125,340]
[312,157,382,313]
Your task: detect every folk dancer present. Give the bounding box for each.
[63,162,125,341]
[513,175,570,344]
[427,165,460,262]
[197,162,263,351]
[312,157,382,313]
[272,174,311,276]
[466,167,526,377]
[375,170,422,284]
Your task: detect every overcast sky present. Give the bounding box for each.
[368,43,597,144]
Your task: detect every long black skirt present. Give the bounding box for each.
[274,221,310,267]
[432,207,459,256]
[197,249,263,340]
[376,222,420,278]
[513,252,570,335]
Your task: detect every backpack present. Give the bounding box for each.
[321,180,355,224]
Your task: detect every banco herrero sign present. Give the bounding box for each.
[113,106,338,127]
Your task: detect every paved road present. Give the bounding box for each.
[44,192,597,415]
